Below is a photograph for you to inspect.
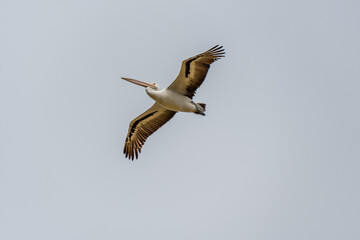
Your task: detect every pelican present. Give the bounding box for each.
[122,45,225,160]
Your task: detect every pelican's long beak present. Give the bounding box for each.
[121,77,156,89]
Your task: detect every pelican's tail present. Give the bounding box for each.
[194,103,206,116]
[198,103,206,112]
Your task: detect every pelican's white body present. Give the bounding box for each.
[146,87,198,112]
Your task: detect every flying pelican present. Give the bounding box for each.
[122,45,225,160]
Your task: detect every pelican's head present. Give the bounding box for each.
[152,82,160,90]
[121,77,160,90]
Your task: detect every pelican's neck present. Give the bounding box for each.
[145,87,163,103]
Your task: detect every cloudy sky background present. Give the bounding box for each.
[1,0,359,239]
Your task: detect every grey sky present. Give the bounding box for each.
[1,0,359,239]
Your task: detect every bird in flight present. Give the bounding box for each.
[122,45,225,160]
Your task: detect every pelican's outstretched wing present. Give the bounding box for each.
[167,45,225,99]
[124,103,176,160]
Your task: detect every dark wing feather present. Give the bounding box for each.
[123,103,176,160]
[167,45,225,98]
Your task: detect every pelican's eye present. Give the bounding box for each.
[152,83,156,85]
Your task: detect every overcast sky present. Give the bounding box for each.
[1,0,359,239]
